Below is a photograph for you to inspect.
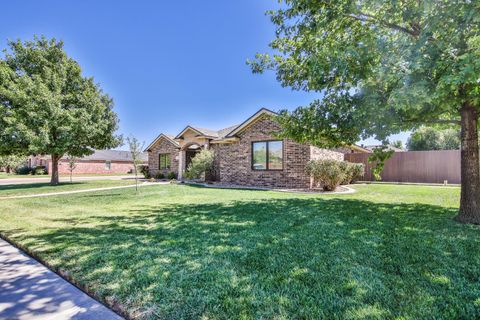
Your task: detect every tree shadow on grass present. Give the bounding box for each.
[5,197,480,319]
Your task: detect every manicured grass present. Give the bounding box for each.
[0,172,134,179]
[0,179,136,197]
[0,184,479,319]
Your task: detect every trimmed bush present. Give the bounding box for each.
[167,172,176,180]
[15,165,32,175]
[339,161,365,184]
[32,166,47,175]
[184,149,214,180]
[306,159,345,191]
[306,159,365,190]
[155,172,165,179]
[139,165,150,179]
[349,163,364,183]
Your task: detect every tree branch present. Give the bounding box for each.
[347,12,420,37]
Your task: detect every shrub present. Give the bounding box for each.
[349,163,364,183]
[339,161,365,184]
[155,172,165,179]
[15,165,32,175]
[139,165,150,178]
[167,171,176,180]
[32,166,47,175]
[306,159,345,191]
[184,149,214,180]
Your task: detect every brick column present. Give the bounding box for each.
[178,150,186,180]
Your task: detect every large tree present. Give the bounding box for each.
[407,127,460,151]
[0,36,121,185]
[250,0,480,224]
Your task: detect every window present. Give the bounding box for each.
[159,153,171,170]
[105,161,111,170]
[252,141,283,170]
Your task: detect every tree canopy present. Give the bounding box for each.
[250,0,480,143]
[0,36,121,184]
[407,127,460,151]
[250,0,480,223]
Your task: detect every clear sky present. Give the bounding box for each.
[0,0,408,149]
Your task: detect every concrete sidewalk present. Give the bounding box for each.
[0,175,135,186]
[0,239,124,320]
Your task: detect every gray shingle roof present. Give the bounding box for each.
[63,150,148,162]
[188,124,239,140]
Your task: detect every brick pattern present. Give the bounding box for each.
[53,160,135,174]
[148,138,180,177]
[310,146,344,161]
[212,115,311,188]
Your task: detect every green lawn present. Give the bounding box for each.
[0,184,479,319]
[0,172,134,179]
[0,179,136,197]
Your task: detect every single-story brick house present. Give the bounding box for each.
[145,108,368,188]
[29,150,147,175]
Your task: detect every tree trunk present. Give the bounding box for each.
[455,103,480,224]
[50,154,60,185]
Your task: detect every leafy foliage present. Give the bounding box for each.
[249,0,480,144]
[0,155,26,173]
[184,149,214,180]
[339,161,365,184]
[0,36,121,184]
[167,171,177,180]
[407,127,460,151]
[139,165,150,179]
[368,146,395,181]
[306,159,345,191]
[307,159,365,190]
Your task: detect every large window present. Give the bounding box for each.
[159,153,171,170]
[105,161,111,170]
[252,140,283,170]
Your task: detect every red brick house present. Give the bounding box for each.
[29,150,147,175]
[145,108,368,188]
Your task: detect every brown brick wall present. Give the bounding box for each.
[148,138,179,177]
[310,146,344,161]
[52,160,136,174]
[213,115,311,188]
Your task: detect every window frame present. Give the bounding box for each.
[251,140,284,171]
[159,153,171,170]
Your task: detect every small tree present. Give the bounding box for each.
[0,155,25,174]
[368,147,395,181]
[66,154,77,183]
[126,136,145,192]
[184,149,214,180]
[391,140,404,150]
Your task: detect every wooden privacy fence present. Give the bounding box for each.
[344,150,461,184]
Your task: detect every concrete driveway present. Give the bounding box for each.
[0,175,135,186]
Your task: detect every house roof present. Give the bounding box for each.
[39,150,147,162]
[174,124,240,140]
[146,107,371,152]
[145,133,180,151]
[363,145,404,152]
[224,108,277,138]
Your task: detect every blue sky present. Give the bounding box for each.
[0,0,407,149]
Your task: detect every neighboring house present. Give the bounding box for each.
[146,108,368,188]
[29,150,147,175]
[363,145,405,152]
